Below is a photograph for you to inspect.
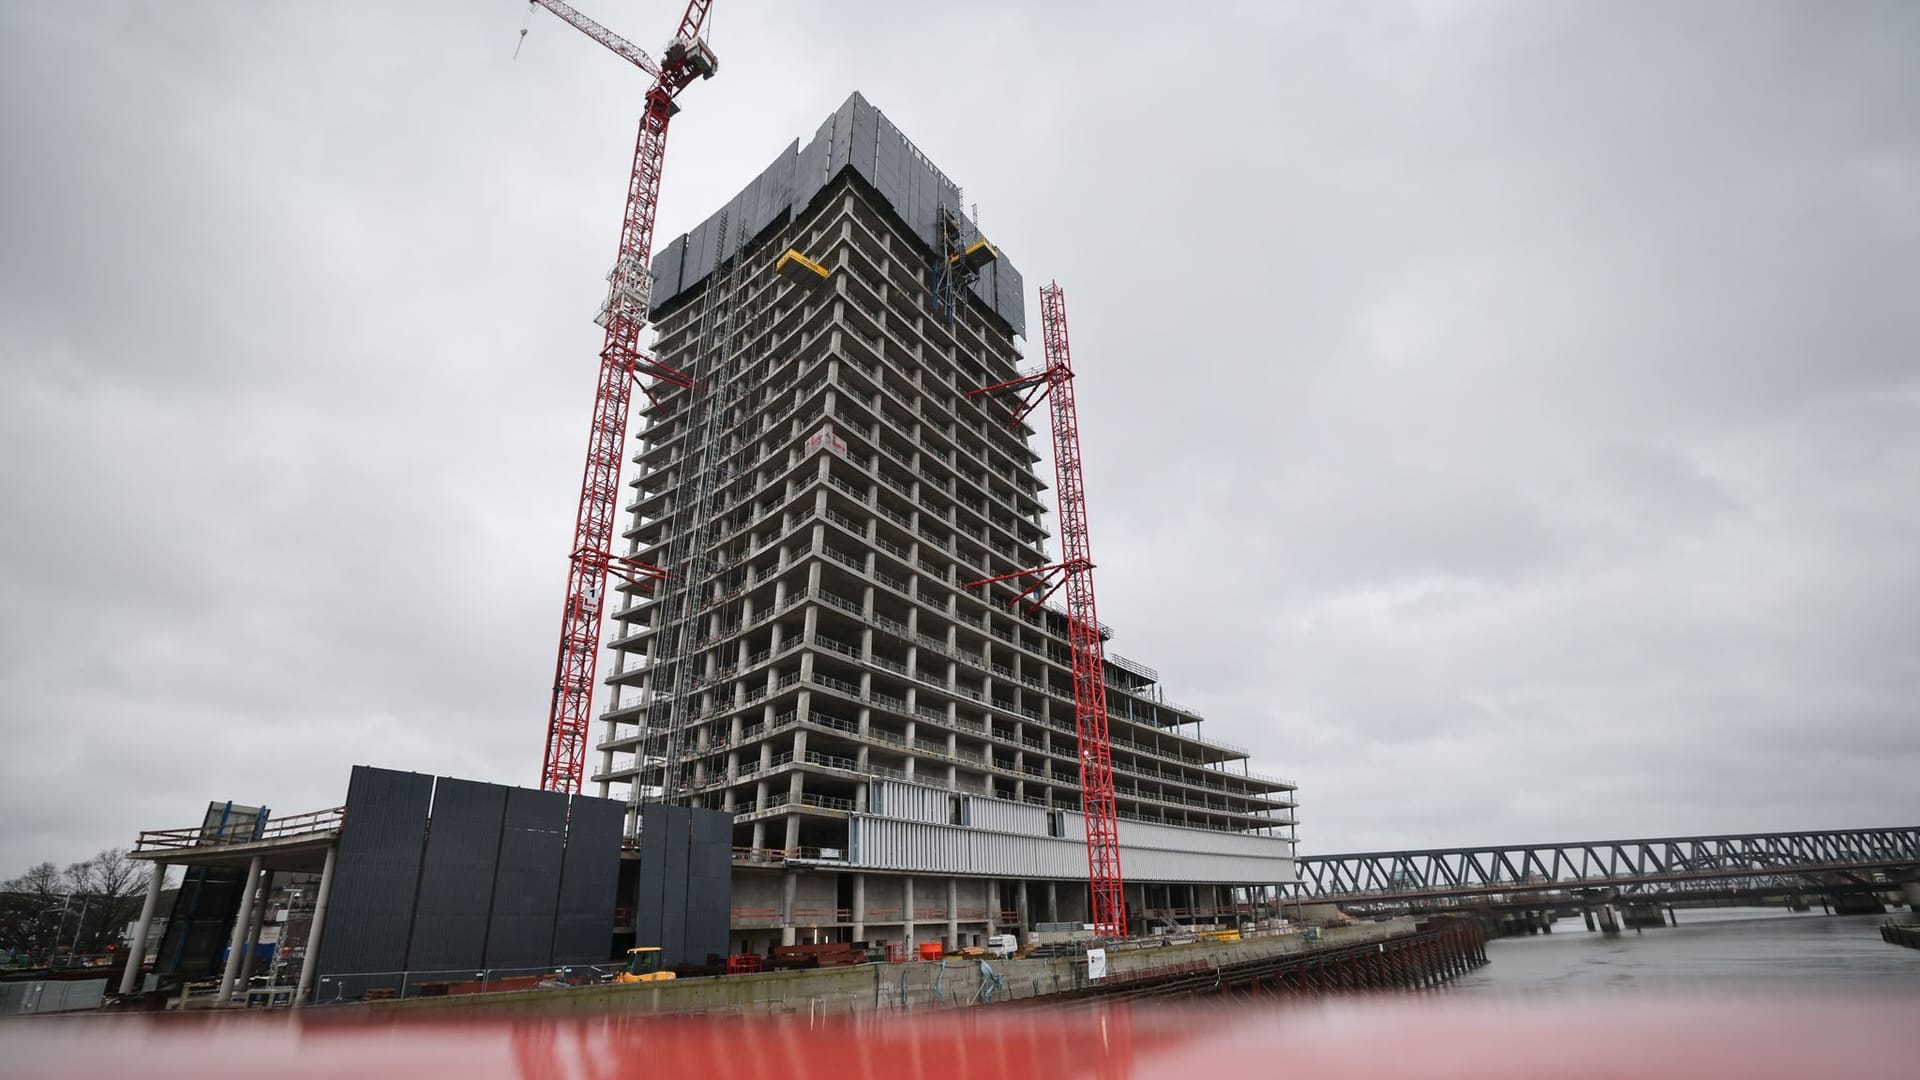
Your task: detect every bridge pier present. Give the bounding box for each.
[1622,902,1667,929]
[1903,881,1920,913]
[1595,905,1620,934]
[1831,892,1886,916]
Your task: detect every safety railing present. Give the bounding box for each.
[133,806,345,854]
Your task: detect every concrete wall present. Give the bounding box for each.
[366,919,1412,1019]
[732,869,784,917]
[792,872,836,920]
[863,874,905,922]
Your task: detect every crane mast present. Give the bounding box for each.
[531,0,718,794]
[965,281,1128,938]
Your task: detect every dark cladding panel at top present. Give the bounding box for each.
[827,94,856,178]
[653,234,685,304]
[405,777,508,974]
[850,97,878,178]
[552,792,625,965]
[649,91,1026,337]
[483,787,568,970]
[792,112,832,214]
[317,767,432,981]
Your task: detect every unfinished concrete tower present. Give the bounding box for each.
[596,93,1299,952]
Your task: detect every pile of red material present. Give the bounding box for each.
[768,942,867,970]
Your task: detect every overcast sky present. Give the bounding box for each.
[2,1,1915,874]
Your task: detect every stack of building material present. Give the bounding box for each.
[769,942,869,970]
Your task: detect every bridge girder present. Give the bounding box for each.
[1291,826,1920,904]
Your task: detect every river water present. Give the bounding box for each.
[1449,906,1920,993]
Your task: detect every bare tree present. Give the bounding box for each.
[1,861,66,959]
[3,851,158,959]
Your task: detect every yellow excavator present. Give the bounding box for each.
[614,946,677,984]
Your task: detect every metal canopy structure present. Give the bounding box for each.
[1291,826,1920,902]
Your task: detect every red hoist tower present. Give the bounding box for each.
[966,282,1127,939]
[526,0,718,794]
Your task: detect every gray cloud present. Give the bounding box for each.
[1,1,1914,871]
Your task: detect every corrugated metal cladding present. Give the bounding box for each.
[850,815,1294,884]
[649,91,1027,337]
[867,779,952,824]
[635,805,734,967]
[1117,818,1296,860]
[316,769,624,998]
[405,777,508,973]
[853,778,1295,884]
[959,794,1050,835]
[850,817,1081,878]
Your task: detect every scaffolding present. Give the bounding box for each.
[645,214,752,804]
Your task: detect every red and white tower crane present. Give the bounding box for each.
[526,0,718,794]
[966,282,1128,938]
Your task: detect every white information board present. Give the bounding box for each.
[1087,947,1108,981]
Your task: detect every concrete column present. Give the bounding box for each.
[1015,881,1031,935]
[295,843,338,1006]
[1902,880,1920,913]
[217,855,265,1004]
[946,877,959,947]
[118,862,169,996]
[852,873,867,941]
[780,870,799,947]
[1047,881,1059,923]
[236,873,269,991]
[903,878,916,951]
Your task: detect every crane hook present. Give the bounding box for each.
[513,2,532,60]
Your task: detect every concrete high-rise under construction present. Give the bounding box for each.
[596,93,1298,953]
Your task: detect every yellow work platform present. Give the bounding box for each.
[775,249,830,286]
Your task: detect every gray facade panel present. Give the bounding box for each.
[552,792,624,965]
[828,94,855,177]
[850,97,878,179]
[482,787,568,970]
[653,233,684,302]
[792,116,831,214]
[686,809,732,961]
[405,777,508,974]
[317,766,432,993]
[873,116,904,207]
[634,804,668,951]
[632,804,732,966]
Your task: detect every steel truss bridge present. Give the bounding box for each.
[1290,826,1920,905]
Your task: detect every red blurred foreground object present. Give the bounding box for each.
[8,996,1916,1079]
